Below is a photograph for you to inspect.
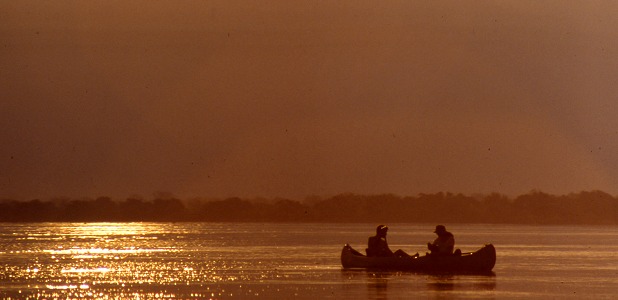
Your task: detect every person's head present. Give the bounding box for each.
[376,225,388,237]
[434,225,447,235]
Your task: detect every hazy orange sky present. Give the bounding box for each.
[1,1,617,200]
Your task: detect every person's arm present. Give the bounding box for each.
[380,238,394,256]
[427,237,439,251]
[446,236,455,253]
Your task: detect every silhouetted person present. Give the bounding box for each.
[366,225,411,257]
[427,225,455,256]
[366,225,394,257]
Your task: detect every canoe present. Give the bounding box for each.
[341,243,496,273]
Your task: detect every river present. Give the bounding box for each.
[0,222,616,299]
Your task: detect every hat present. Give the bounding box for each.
[434,225,446,233]
[376,225,388,233]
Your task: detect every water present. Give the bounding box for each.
[0,223,617,299]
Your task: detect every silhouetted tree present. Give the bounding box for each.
[152,198,186,221]
[0,191,617,224]
[480,193,512,223]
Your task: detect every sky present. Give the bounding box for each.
[1,1,618,200]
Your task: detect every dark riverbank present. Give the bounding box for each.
[1,190,616,224]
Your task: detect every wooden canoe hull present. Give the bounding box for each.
[341,244,496,273]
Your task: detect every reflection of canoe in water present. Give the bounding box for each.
[341,244,496,273]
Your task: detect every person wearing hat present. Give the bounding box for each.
[366,225,412,257]
[366,225,394,257]
[427,225,455,256]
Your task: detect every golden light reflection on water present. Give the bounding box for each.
[46,247,171,256]
[61,267,111,273]
[0,223,226,298]
[46,284,90,290]
[64,222,153,237]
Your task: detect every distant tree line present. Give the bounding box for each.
[0,190,617,224]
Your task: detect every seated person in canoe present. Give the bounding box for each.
[367,225,414,257]
[427,225,461,256]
